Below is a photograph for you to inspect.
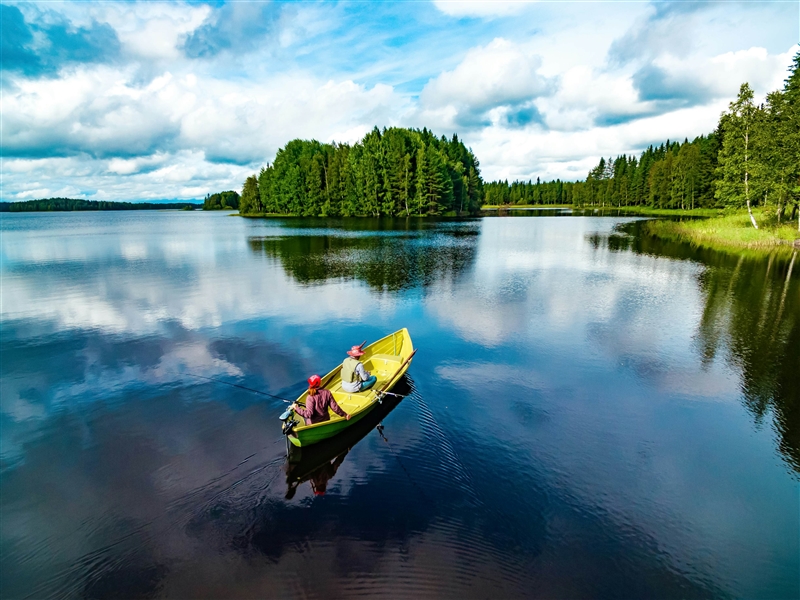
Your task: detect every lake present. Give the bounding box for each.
[1,211,797,599]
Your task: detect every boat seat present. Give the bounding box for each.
[365,354,401,367]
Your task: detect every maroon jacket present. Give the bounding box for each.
[294,389,347,425]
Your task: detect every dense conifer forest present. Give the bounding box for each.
[487,52,800,225]
[238,127,484,216]
[0,199,200,212]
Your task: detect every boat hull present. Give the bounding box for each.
[286,328,414,447]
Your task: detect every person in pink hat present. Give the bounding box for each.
[340,344,377,393]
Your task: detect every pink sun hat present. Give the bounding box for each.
[347,345,365,357]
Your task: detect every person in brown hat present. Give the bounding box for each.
[340,344,377,393]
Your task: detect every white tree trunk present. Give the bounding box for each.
[747,199,758,229]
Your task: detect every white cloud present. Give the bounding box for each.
[433,1,528,18]
[418,38,551,128]
[468,99,733,182]
[107,2,211,60]
[1,65,406,199]
[647,46,794,103]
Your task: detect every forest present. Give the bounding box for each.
[238,127,484,216]
[489,52,800,225]
[203,191,240,210]
[1,198,199,212]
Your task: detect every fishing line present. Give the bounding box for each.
[376,421,435,507]
[186,372,295,403]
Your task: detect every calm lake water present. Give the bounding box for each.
[1,211,798,599]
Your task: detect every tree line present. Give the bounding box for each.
[485,178,577,206]
[0,198,200,212]
[487,52,800,227]
[238,127,484,216]
[203,191,239,210]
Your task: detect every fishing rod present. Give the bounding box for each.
[377,390,406,399]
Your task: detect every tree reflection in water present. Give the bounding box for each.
[609,221,800,474]
[248,218,479,291]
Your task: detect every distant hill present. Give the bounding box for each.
[0,198,202,212]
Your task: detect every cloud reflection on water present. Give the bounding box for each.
[1,212,797,599]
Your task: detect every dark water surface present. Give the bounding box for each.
[1,211,798,599]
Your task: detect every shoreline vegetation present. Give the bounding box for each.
[0,198,200,212]
[228,53,799,253]
[488,205,799,254]
[483,205,722,217]
[641,210,800,254]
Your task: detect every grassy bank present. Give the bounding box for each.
[482,204,571,209]
[573,206,723,218]
[482,204,723,217]
[642,209,800,254]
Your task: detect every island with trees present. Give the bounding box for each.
[237,127,483,217]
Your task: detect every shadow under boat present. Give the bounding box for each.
[284,376,412,499]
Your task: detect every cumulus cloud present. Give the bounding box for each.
[102,2,211,61]
[432,1,528,19]
[467,99,732,182]
[632,47,793,108]
[2,152,253,201]
[182,1,282,59]
[1,62,405,189]
[419,38,552,129]
[0,4,120,77]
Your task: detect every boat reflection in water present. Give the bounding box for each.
[284,377,411,499]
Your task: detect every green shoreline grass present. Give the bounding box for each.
[482,204,723,217]
[572,206,723,218]
[238,211,463,218]
[481,204,571,209]
[482,204,799,254]
[642,209,800,255]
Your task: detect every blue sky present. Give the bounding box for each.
[1,0,798,201]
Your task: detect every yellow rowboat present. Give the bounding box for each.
[282,328,415,448]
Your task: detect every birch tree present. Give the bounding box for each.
[716,83,762,229]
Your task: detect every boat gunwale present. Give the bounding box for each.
[289,328,413,435]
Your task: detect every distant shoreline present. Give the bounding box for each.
[1,198,201,212]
